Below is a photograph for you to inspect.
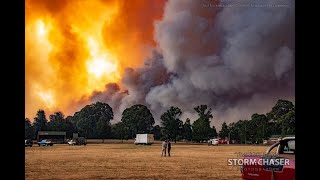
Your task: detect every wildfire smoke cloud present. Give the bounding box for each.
[26,0,294,129]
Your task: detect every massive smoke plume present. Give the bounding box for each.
[26,0,295,129]
[90,0,295,129]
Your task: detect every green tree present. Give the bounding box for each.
[224,99,295,144]
[25,118,35,139]
[211,125,218,138]
[151,125,162,140]
[160,106,183,142]
[48,112,65,131]
[228,122,237,143]
[267,99,295,136]
[267,100,294,120]
[183,118,193,141]
[192,105,213,142]
[33,110,48,138]
[243,120,251,144]
[76,117,93,138]
[278,110,295,136]
[48,112,76,139]
[233,120,250,144]
[111,122,127,141]
[73,102,113,138]
[121,104,154,138]
[219,122,229,139]
[250,113,268,143]
[97,118,111,143]
[65,116,76,138]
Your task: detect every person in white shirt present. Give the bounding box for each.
[161,140,167,157]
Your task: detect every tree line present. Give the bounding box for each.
[25,100,295,143]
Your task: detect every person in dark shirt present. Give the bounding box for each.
[167,140,171,157]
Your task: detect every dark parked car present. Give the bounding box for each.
[25,139,33,147]
[37,139,53,146]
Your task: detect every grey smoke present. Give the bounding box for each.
[91,0,295,130]
[91,51,170,121]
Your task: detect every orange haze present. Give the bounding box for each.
[25,0,165,119]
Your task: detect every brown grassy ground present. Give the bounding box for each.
[25,143,267,180]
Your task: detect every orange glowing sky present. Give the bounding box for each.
[25,0,165,119]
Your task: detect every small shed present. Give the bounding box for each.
[37,131,66,144]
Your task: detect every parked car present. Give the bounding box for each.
[67,139,77,145]
[37,139,53,146]
[218,138,229,144]
[208,139,219,146]
[67,138,87,146]
[241,137,295,180]
[25,139,33,147]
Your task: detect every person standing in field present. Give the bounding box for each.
[161,140,167,157]
[167,140,171,157]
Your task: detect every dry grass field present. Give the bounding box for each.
[25,142,267,180]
